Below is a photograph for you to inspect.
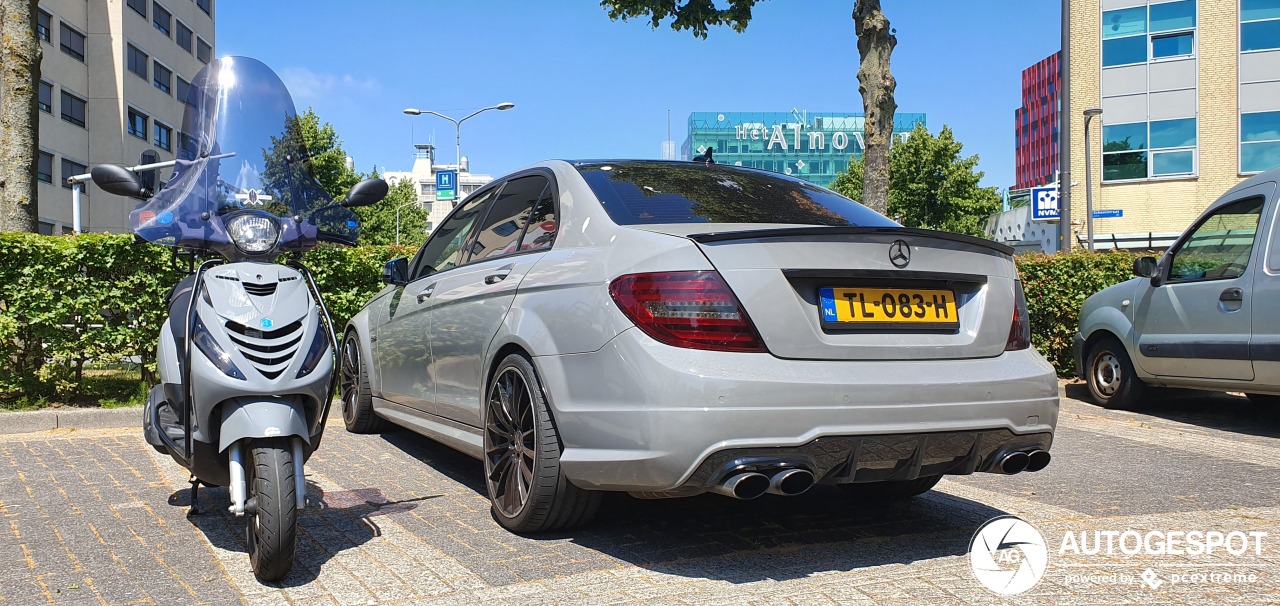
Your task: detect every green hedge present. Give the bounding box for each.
[0,233,411,400]
[1015,249,1142,375]
[0,232,1141,401]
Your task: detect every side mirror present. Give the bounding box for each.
[382,257,409,286]
[90,164,148,198]
[1133,256,1158,278]
[343,178,389,209]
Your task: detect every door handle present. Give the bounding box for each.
[416,284,436,303]
[484,272,510,285]
[1220,287,1243,302]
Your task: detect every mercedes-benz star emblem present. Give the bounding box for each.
[889,240,911,268]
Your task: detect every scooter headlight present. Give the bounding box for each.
[192,315,246,380]
[226,213,280,254]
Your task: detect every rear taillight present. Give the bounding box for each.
[609,271,767,353]
[1006,280,1031,351]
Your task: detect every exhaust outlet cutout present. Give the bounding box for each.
[710,472,770,500]
[1026,449,1051,472]
[766,469,815,496]
[999,451,1030,474]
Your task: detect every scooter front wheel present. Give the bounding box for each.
[246,438,297,582]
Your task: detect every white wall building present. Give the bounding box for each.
[36,0,216,235]
[396,144,493,235]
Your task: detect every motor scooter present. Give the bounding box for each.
[90,56,386,582]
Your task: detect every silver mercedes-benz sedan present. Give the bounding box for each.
[340,160,1059,533]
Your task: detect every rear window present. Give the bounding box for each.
[575,161,897,227]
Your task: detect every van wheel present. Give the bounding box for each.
[340,331,384,433]
[1086,337,1146,410]
[483,353,601,533]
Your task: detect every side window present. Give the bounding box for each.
[520,182,558,252]
[1168,197,1264,282]
[467,175,548,262]
[408,188,494,281]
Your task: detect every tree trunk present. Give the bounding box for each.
[0,0,42,233]
[853,0,897,215]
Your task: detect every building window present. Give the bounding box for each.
[196,38,211,64]
[127,0,147,18]
[127,108,148,140]
[1103,1,1197,66]
[178,131,195,156]
[176,21,193,53]
[176,76,190,103]
[1103,118,1198,181]
[154,121,172,151]
[60,91,86,127]
[197,0,212,16]
[38,80,52,113]
[127,45,149,80]
[36,10,51,42]
[59,23,85,62]
[1241,111,1280,173]
[1242,14,1280,51]
[153,62,172,94]
[37,152,53,184]
[152,3,171,37]
[61,159,87,192]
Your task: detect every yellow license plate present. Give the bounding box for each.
[819,287,958,327]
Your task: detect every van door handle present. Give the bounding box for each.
[416,284,436,303]
[484,272,510,285]
[1220,287,1243,302]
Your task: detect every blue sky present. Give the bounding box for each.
[217,1,1060,189]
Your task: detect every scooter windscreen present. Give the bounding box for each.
[128,56,359,257]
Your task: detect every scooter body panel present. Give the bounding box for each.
[218,397,312,452]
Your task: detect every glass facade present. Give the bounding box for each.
[681,111,926,188]
[1014,52,1061,189]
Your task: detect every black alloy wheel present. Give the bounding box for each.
[340,331,383,433]
[482,354,601,533]
[485,365,537,518]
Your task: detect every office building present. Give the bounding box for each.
[681,111,927,188]
[1015,52,1062,190]
[1064,0,1280,244]
[35,0,215,234]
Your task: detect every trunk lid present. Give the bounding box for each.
[635,225,1019,361]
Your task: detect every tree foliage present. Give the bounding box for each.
[599,0,757,37]
[351,176,427,246]
[831,124,1000,237]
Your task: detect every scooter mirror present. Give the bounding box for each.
[342,178,389,209]
[91,164,149,198]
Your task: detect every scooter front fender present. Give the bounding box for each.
[218,397,311,452]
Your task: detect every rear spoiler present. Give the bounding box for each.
[686,226,1015,256]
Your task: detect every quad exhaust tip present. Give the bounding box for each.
[767,469,815,496]
[999,451,1030,474]
[710,472,770,500]
[1026,449,1051,472]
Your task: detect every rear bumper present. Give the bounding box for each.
[534,328,1059,492]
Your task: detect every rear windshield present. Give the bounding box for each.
[575,161,898,227]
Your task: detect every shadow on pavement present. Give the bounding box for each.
[168,479,435,587]
[1064,382,1280,439]
[378,427,1009,584]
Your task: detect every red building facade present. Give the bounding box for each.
[1014,52,1061,190]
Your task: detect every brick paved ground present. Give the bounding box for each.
[2,385,1279,605]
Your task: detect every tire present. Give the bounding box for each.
[340,331,384,433]
[1246,393,1280,406]
[839,475,943,500]
[1085,337,1146,410]
[483,353,601,533]
[246,438,297,582]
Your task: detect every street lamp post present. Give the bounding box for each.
[403,102,515,168]
[1083,108,1103,252]
[395,199,423,246]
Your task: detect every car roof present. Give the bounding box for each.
[1216,166,1280,201]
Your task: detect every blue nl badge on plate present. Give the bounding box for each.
[819,288,838,321]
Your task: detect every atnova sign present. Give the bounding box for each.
[733,122,912,154]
